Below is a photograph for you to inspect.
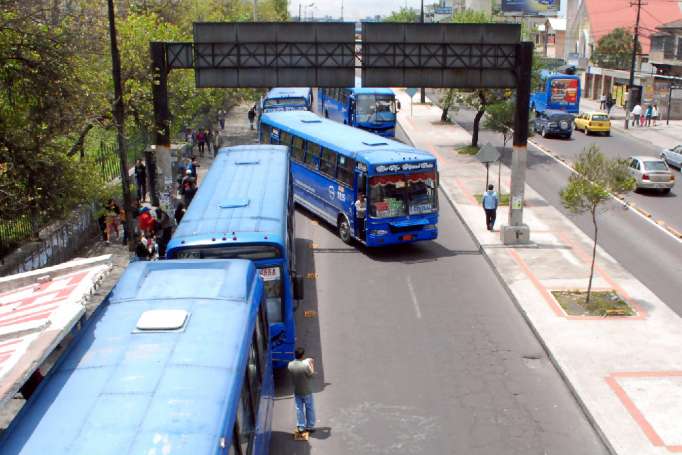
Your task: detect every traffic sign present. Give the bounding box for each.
[405,88,418,98]
[476,143,500,163]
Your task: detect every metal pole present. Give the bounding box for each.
[150,43,170,209]
[420,0,426,104]
[485,162,490,190]
[667,83,673,125]
[501,42,533,245]
[253,0,257,21]
[299,3,301,21]
[107,0,135,251]
[341,0,344,20]
[625,0,643,130]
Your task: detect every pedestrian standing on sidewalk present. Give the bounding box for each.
[652,104,659,126]
[248,105,256,130]
[631,103,642,127]
[645,104,653,127]
[606,94,614,116]
[287,347,316,434]
[134,159,147,202]
[206,128,214,157]
[599,94,606,110]
[218,109,226,130]
[482,184,499,232]
[154,208,173,258]
[196,129,206,157]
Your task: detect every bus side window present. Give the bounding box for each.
[292,136,305,162]
[319,148,337,178]
[337,155,354,186]
[261,124,271,144]
[281,131,292,146]
[305,142,321,170]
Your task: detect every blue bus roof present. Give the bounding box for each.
[265,87,312,100]
[0,259,260,455]
[540,70,580,80]
[167,145,290,253]
[261,110,435,166]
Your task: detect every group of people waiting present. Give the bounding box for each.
[184,127,216,158]
[630,103,660,127]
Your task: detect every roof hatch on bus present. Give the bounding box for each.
[235,159,260,165]
[135,309,189,332]
[301,119,322,123]
[362,140,388,146]
[220,199,250,209]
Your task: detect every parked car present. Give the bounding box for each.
[660,144,682,169]
[628,156,675,193]
[534,109,573,139]
[574,111,611,136]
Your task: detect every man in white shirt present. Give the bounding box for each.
[631,104,642,127]
[354,194,366,240]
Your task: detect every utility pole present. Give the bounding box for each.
[299,3,302,21]
[625,0,644,129]
[253,0,257,21]
[106,0,135,252]
[420,0,426,103]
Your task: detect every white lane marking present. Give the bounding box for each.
[528,138,682,245]
[406,276,422,319]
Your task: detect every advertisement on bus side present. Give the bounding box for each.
[550,78,579,105]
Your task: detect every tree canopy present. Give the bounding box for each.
[592,28,640,70]
[384,7,420,22]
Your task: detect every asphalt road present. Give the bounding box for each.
[443,102,682,316]
[269,195,608,453]
[531,120,682,233]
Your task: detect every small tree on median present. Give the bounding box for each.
[559,145,635,304]
[482,99,514,150]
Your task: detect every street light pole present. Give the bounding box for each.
[253,0,257,21]
[420,0,426,103]
[625,0,644,129]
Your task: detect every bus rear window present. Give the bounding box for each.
[173,245,281,260]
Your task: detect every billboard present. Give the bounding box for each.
[502,0,559,15]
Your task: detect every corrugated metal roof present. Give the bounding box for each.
[0,260,258,455]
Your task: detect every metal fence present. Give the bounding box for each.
[1,134,146,267]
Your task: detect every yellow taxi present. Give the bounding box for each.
[573,111,611,136]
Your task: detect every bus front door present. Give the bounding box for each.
[354,171,367,240]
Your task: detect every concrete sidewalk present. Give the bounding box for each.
[580,97,682,150]
[397,90,682,455]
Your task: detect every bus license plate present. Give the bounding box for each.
[402,234,414,241]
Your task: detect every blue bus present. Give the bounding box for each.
[0,259,274,455]
[166,145,301,368]
[530,70,581,114]
[261,87,313,113]
[317,79,397,137]
[260,111,438,247]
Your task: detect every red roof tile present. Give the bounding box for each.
[585,0,682,53]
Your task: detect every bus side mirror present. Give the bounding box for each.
[293,274,304,302]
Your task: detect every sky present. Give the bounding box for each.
[288,0,425,21]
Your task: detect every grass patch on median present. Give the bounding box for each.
[457,145,479,155]
[551,290,635,317]
[473,193,510,206]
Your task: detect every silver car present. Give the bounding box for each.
[628,156,675,193]
[661,144,682,169]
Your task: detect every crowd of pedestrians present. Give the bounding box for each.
[630,103,659,127]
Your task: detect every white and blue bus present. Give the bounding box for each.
[260,111,438,247]
[317,79,397,137]
[166,145,302,368]
[261,87,313,113]
[0,259,274,455]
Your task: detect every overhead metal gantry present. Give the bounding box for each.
[150,22,533,244]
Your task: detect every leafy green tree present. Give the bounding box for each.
[560,146,635,304]
[592,28,640,71]
[482,100,514,150]
[384,7,419,22]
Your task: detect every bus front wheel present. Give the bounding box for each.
[338,216,352,244]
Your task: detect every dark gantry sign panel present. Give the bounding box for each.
[193,23,355,88]
[362,23,521,89]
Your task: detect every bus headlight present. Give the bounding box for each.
[370,229,389,236]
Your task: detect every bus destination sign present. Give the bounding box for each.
[375,162,435,174]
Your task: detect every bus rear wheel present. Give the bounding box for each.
[338,216,352,244]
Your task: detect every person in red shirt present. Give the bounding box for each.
[137,207,156,235]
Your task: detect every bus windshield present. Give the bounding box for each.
[264,97,308,109]
[369,172,437,218]
[356,95,396,123]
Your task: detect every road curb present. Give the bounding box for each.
[396,117,618,455]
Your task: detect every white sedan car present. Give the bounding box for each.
[661,144,682,169]
[628,156,675,194]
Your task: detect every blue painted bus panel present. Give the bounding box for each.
[531,72,581,114]
[261,111,439,247]
[166,145,296,368]
[262,87,313,112]
[318,82,397,137]
[0,260,274,455]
